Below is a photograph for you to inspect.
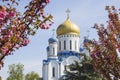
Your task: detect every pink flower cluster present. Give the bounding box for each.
[22,37,30,46]
[0,6,7,22]
[0,23,30,55]
[40,23,49,29]
[0,5,31,58]
[0,0,52,69]
[0,6,15,24]
[1,42,11,55]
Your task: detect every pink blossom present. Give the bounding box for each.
[6,42,12,47]
[13,26,17,31]
[19,37,23,42]
[22,38,30,46]
[15,45,20,49]
[16,31,21,37]
[1,46,8,55]
[3,35,8,40]
[0,8,7,22]
[42,0,50,3]
[40,23,49,29]
[0,11,5,21]
[8,11,15,18]
[40,23,46,29]
[7,31,13,37]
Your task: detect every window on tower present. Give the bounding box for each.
[52,67,55,77]
[59,41,61,50]
[64,40,66,50]
[53,47,55,55]
[75,40,77,50]
[70,40,72,50]
[65,65,67,71]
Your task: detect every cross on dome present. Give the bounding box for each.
[66,9,70,20]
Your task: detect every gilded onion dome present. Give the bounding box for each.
[57,9,80,36]
[57,18,80,36]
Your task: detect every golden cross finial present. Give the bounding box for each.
[66,9,70,20]
[52,29,55,37]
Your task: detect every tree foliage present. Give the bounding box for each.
[7,63,40,80]
[25,71,39,80]
[7,63,24,80]
[0,0,52,69]
[85,6,120,80]
[63,54,103,80]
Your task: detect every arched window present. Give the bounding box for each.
[75,40,77,50]
[64,40,66,50]
[53,47,55,55]
[70,40,72,50]
[59,41,61,50]
[65,65,67,71]
[52,67,55,77]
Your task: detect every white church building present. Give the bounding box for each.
[42,11,88,80]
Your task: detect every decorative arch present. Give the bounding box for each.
[48,61,59,79]
[66,56,80,65]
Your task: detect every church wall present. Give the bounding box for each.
[48,61,59,80]
[60,60,66,76]
[43,64,48,80]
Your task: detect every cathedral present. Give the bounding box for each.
[42,10,88,80]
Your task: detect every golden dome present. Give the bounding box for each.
[57,19,80,36]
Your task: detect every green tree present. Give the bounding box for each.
[7,64,24,80]
[25,71,39,80]
[7,63,41,80]
[63,54,103,80]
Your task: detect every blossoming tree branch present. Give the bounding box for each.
[0,0,53,69]
[85,6,120,80]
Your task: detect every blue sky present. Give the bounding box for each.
[0,0,120,79]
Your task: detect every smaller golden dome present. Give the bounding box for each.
[57,19,80,36]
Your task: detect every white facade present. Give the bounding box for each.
[47,39,58,59]
[42,17,87,80]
